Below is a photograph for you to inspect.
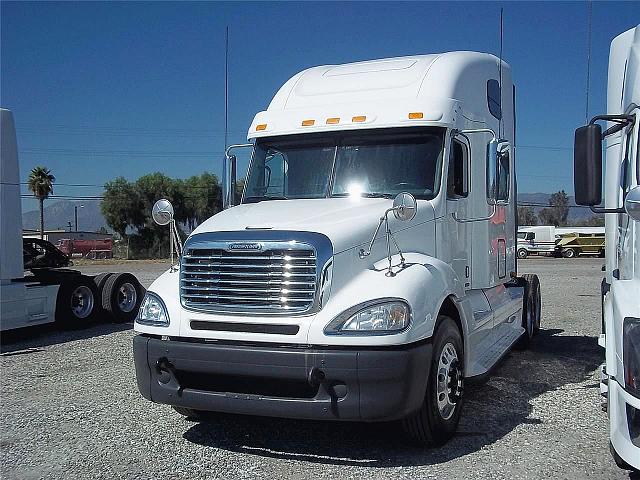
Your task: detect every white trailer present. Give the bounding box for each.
[133,52,541,446]
[517,225,605,258]
[0,109,144,331]
[573,25,640,472]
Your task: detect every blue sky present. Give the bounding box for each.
[1,1,638,212]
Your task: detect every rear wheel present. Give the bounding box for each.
[517,248,528,259]
[561,248,577,258]
[102,273,145,323]
[401,316,464,446]
[55,275,99,328]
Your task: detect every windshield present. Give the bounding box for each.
[243,127,445,203]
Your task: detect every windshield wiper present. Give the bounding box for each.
[332,192,394,199]
[243,195,289,203]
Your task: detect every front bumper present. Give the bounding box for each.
[134,335,431,422]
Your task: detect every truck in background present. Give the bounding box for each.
[0,109,144,331]
[573,25,639,472]
[134,51,542,446]
[517,225,605,258]
[56,238,113,259]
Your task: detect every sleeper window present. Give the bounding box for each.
[447,140,468,198]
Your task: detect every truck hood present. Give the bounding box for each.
[190,198,435,253]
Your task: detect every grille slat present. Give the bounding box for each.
[181,243,317,314]
[182,262,315,270]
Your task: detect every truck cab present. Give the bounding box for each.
[133,52,541,445]
[573,25,640,472]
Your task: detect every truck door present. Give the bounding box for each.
[446,137,471,288]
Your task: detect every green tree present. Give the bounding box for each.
[101,171,223,258]
[517,206,538,226]
[27,166,55,239]
[101,177,143,239]
[538,190,570,226]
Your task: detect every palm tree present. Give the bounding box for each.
[27,166,55,239]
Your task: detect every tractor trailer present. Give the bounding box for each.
[133,51,541,445]
[0,109,144,330]
[573,25,639,472]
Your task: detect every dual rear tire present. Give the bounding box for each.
[94,272,145,323]
[55,275,100,328]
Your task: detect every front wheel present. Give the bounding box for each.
[517,248,528,259]
[401,316,464,446]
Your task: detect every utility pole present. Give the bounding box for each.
[74,204,84,232]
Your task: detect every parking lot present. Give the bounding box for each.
[0,257,636,479]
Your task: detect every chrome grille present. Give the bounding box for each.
[180,242,317,314]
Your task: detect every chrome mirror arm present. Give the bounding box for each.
[359,206,407,277]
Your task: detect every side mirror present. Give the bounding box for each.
[392,192,417,221]
[222,154,238,209]
[574,124,602,206]
[625,186,640,221]
[151,198,174,225]
[486,139,499,204]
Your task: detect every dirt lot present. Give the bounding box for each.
[1,258,637,479]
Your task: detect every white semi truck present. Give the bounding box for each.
[573,25,639,472]
[134,51,542,445]
[0,109,144,331]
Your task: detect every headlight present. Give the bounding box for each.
[325,300,410,335]
[623,317,640,397]
[136,292,170,327]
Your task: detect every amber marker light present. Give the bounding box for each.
[301,119,315,126]
[256,124,267,131]
[326,117,340,124]
[352,116,367,123]
[408,112,424,119]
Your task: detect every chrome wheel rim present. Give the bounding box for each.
[117,282,137,313]
[436,342,463,420]
[71,286,94,319]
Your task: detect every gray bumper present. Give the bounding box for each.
[133,335,431,422]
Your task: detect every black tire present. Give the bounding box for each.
[93,272,112,292]
[515,273,542,349]
[517,248,528,259]
[102,273,145,323]
[172,406,207,420]
[55,275,99,328]
[401,316,464,446]
[561,248,577,258]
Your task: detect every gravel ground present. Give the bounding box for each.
[1,258,638,479]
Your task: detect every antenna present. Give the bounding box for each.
[224,26,229,150]
[585,1,592,124]
[498,7,504,138]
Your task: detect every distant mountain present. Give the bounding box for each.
[517,192,599,222]
[21,194,598,233]
[22,201,108,232]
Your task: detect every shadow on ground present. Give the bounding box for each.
[182,328,605,468]
[0,321,131,354]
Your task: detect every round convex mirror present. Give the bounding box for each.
[392,192,417,222]
[152,199,174,226]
